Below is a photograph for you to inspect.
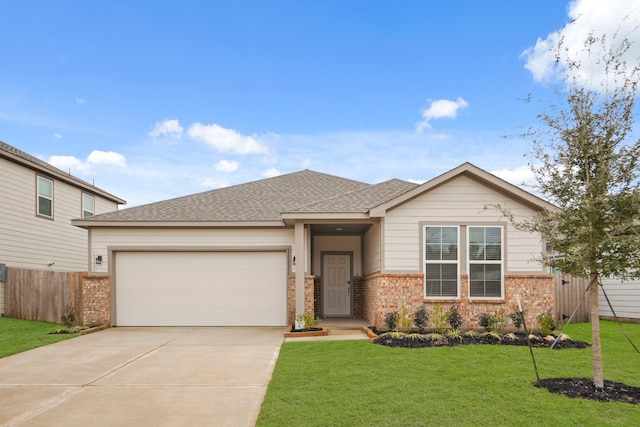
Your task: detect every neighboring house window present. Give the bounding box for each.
[424,226,459,298]
[468,226,503,298]
[82,193,95,218]
[37,176,53,218]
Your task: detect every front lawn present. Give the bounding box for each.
[257,321,640,426]
[0,317,78,358]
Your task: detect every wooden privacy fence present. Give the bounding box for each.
[3,267,83,324]
[554,274,591,323]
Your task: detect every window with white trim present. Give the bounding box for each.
[468,226,503,298]
[424,226,459,297]
[82,193,95,218]
[37,176,53,218]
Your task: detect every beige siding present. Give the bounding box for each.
[599,276,640,320]
[364,221,381,275]
[0,158,120,271]
[312,235,362,277]
[90,227,295,274]
[383,175,545,273]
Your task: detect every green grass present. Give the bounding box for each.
[258,321,640,426]
[0,317,78,358]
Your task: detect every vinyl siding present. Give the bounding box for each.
[313,235,362,277]
[89,227,295,274]
[599,277,640,319]
[382,175,545,273]
[0,157,120,271]
[364,221,381,275]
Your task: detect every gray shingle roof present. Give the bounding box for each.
[0,140,125,204]
[288,179,418,213]
[82,170,382,223]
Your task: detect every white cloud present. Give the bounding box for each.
[75,96,86,104]
[522,0,640,87]
[48,155,92,175]
[215,159,239,172]
[188,122,269,154]
[416,97,469,132]
[149,119,184,140]
[87,150,127,168]
[262,168,280,178]
[491,165,537,188]
[407,178,426,185]
[47,150,126,176]
[53,133,62,139]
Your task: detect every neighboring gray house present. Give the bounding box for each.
[73,163,556,328]
[0,141,125,314]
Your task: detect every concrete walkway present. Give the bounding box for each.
[0,327,284,427]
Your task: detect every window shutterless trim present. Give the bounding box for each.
[36,175,54,219]
[423,225,460,298]
[82,193,95,218]
[467,226,504,299]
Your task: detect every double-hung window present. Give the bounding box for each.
[82,193,95,218]
[424,226,459,298]
[37,176,53,218]
[468,226,503,298]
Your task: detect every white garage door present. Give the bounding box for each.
[115,251,287,326]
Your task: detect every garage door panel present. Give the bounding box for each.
[115,251,287,326]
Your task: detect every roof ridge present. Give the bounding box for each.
[0,140,125,204]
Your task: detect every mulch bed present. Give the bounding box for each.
[372,331,589,349]
[372,330,639,405]
[535,378,640,405]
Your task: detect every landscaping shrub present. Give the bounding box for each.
[396,305,413,333]
[413,304,429,332]
[431,304,450,333]
[447,305,463,331]
[384,311,398,331]
[478,309,507,332]
[510,307,525,330]
[537,311,556,336]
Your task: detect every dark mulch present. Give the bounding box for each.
[372,331,589,349]
[535,377,640,405]
[290,327,323,333]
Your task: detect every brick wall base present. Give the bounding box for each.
[287,275,316,325]
[362,273,554,330]
[81,274,111,326]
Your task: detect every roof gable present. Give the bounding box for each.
[369,162,554,217]
[0,140,125,204]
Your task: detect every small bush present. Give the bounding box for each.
[510,308,525,330]
[296,312,321,329]
[492,308,507,333]
[478,312,492,331]
[478,309,507,332]
[413,304,429,332]
[61,305,76,326]
[396,305,413,333]
[384,311,398,331]
[448,305,463,331]
[431,304,450,334]
[537,311,556,336]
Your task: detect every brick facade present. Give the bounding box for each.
[80,274,111,326]
[287,274,316,325]
[362,273,554,330]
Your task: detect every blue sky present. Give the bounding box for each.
[1,0,639,207]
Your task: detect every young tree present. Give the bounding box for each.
[506,32,640,389]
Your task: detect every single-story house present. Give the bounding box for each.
[72,162,556,328]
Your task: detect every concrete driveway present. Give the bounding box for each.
[0,327,284,427]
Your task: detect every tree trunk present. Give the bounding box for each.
[589,272,604,389]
